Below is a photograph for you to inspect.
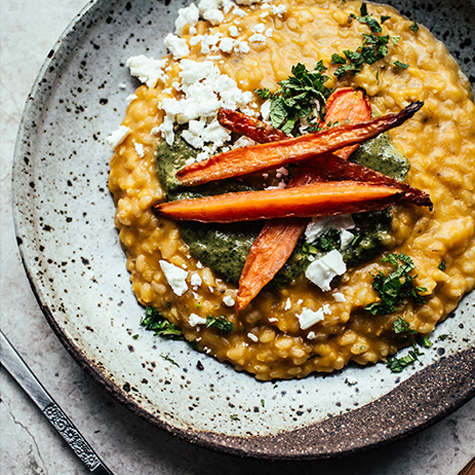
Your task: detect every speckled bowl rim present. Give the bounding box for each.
[11,0,475,460]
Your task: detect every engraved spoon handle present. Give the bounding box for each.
[0,329,114,474]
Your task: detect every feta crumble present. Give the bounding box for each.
[164,33,190,59]
[159,260,189,296]
[305,249,347,291]
[249,33,266,43]
[247,332,259,342]
[284,298,291,310]
[223,295,235,307]
[126,93,138,104]
[106,125,130,149]
[305,215,355,242]
[189,313,207,326]
[190,273,202,288]
[134,142,144,158]
[175,3,200,36]
[126,55,167,88]
[333,292,346,302]
[297,304,331,330]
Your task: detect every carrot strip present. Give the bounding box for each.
[217,109,288,143]
[177,101,423,187]
[154,181,404,223]
[236,88,373,311]
[310,154,433,209]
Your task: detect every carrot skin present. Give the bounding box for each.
[217,109,288,143]
[154,181,404,223]
[177,101,423,187]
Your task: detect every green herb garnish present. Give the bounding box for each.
[409,21,419,32]
[386,350,419,372]
[255,62,331,134]
[381,15,391,23]
[132,334,139,340]
[231,415,240,421]
[160,354,180,367]
[391,35,401,45]
[365,253,427,315]
[205,315,234,334]
[394,60,410,70]
[438,260,446,271]
[141,306,183,340]
[393,316,417,336]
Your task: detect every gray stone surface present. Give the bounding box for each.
[0,1,474,474]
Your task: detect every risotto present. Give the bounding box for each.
[108,0,475,380]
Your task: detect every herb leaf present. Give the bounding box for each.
[141,306,183,339]
[409,21,420,32]
[256,62,332,134]
[387,350,418,372]
[365,253,427,315]
[206,315,234,334]
[394,60,409,70]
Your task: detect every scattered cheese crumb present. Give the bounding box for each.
[106,125,130,149]
[134,142,145,158]
[119,82,127,89]
[307,331,316,339]
[271,4,287,15]
[229,25,240,37]
[249,33,266,43]
[151,127,160,136]
[159,260,189,296]
[223,295,235,307]
[189,313,207,326]
[175,3,200,36]
[297,304,331,330]
[284,298,291,310]
[333,292,346,302]
[126,55,167,88]
[164,33,190,59]
[190,273,202,288]
[305,249,347,291]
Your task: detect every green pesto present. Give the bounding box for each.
[156,133,409,286]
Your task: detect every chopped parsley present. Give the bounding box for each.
[141,306,183,340]
[231,415,240,421]
[132,334,139,340]
[365,253,427,315]
[160,354,179,367]
[381,15,391,23]
[394,60,410,70]
[409,21,420,33]
[438,260,446,271]
[393,316,417,337]
[255,61,332,134]
[205,315,234,334]
[386,350,419,372]
[391,35,401,45]
[261,399,265,407]
[438,334,449,341]
[334,4,393,79]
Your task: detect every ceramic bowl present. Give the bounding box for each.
[12,0,475,459]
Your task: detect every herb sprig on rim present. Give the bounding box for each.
[255,61,332,135]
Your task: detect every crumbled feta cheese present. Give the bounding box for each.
[268,317,278,322]
[106,125,130,149]
[119,82,127,89]
[333,292,346,302]
[190,273,202,288]
[232,136,256,148]
[271,4,287,15]
[249,33,266,43]
[307,331,316,339]
[196,261,204,269]
[229,25,240,37]
[151,127,160,136]
[126,55,167,88]
[158,59,253,147]
[232,6,246,17]
[134,142,144,158]
[126,94,138,104]
[164,33,190,59]
[297,304,331,330]
[175,3,200,36]
[223,295,235,307]
[252,23,266,34]
[189,313,207,326]
[305,249,347,291]
[265,28,273,37]
[235,0,262,4]
[340,229,354,250]
[219,37,235,53]
[305,215,355,242]
[284,298,291,310]
[247,332,259,342]
[198,0,224,25]
[275,166,289,178]
[159,260,188,296]
[236,40,250,53]
[260,99,271,121]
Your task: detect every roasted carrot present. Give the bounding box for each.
[309,153,433,209]
[217,108,288,143]
[153,181,404,223]
[176,101,423,187]
[236,88,373,311]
